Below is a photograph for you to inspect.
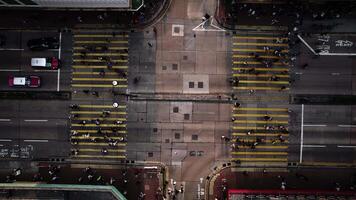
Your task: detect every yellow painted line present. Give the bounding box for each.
[231,152,288,155]
[233,55,283,59]
[78,148,126,153]
[233,86,290,90]
[236,145,288,149]
[72,65,128,69]
[233,61,285,65]
[75,117,126,121]
[234,120,288,124]
[73,72,119,75]
[73,47,128,50]
[232,133,288,137]
[74,34,128,38]
[233,36,289,40]
[73,53,128,56]
[71,111,127,115]
[233,114,289,117]
[73,59,127,63]
[72,78,127,81]
[74,40,128,44]
[233,108,287,111]
[232,67,289,72]
[71,124,126,127]
[233,74,289,78]
[232,126,266,130]
[72,84,128,88]
[71,130,127,134]
[231,158,288,162]
[75,142,126,146]
[231,139,289,143]
[233,42,289,47]
[73,155,126,159]
[72,136,124,140]
[78,105,126,109]
[233,48,289,53]
[239,80,289,84]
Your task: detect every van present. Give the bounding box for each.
[31,57,59,70]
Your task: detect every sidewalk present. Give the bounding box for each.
[0,0,172,30]
[209,166,356,199]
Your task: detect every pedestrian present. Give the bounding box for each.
[147,42,153,47]
[231,117,236,122]
[107,61,113,70]
[77,16,83,23]
[234,101,240,108]
[249,89,255,95]
[80,120,86,125]
[91,91,99,97]
[279,86,286,91]
[99,70,105,77]
[95,119,100,125]
[97,14,104,21]
[82,89,90,94]
[301,63,308,69]
[247,130,253,135]
[101,148,108,155]
[278,134,285,142]
[263,115,273,121]
[70,104,79,109]
[269,75,279,81]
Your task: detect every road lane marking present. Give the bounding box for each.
[71,111,126,115]
[72,65,128,69]
[24,140,48,142]
[0,48,24,51]
[0,139,12,142]
[72,84,127,88]
[24,119,48,122]
[234,86,289,90]
[236,145,288,149]
[233,42,289,47]
[233,74,290,78]
[73,59,127,63]
[231,139,289,143]
[72,78,127,81]
[74,34,128,38]
[59,32,62,59]
[73,53,128,56]
[71,130,127,134]
[234,120,288,124]
[71,124,126,127]
[78,105,126,109]
[73,47,128,50]
[233,114,289,117]
[233,55,284,59]
[231,157,288,162]
[303,124,327,127]
[73,72,118,75]
[303,145,326,148]
[231,152,287,155]
[74,40,128,44]
[73,155,126,159]
[239,80,289,84]
[233,36,289,40]
[74,142,126,146]
[300,104,304,163]
[78,148,126,152]
[233,133,288,137]
[233,67,289,72]
[337,145,356,148]
[232,48,289,53]
[338,125,356,128]
[234,107,287,111]
[57,68,60,92]
[0,69,20,72]
[233,61,285,65]
[75,117,126,121]
[72,136,124,140]
[34,69,58,72]
[0,119,11,122]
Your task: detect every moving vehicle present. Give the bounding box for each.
[8,75,41,88]
[31,57,60,70]
[27,37,59,51]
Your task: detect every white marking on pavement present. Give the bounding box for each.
[24,119,48,122]
[300,104,304,164]
[58,32,62,60]
[34,69,58,73]
[303,145,326,148]
[319,53,356,56]
[295,72,303,75]
[0,48,24,51]
[297,35,317,55]
[303,124,327,127]
[338,125,356,128]
[0,119,11,122]
[24,140,48,143]
[57,68,60,92]
[337,145,356,148]
[331,73,340,76]
[0,69,20,72]
[0,139,12,142]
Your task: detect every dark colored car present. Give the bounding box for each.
[27,37,59,51]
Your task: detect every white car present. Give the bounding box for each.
[8,75,41,88]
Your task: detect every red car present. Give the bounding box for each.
[8,75,41,88]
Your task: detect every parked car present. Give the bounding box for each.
[27,37,59,51]
[8,75,41,88]
[31,57,60,70]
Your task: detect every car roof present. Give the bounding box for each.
[31,58,47,66]
[13,77,26,85]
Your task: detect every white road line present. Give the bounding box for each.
[0,119,11,122]
[0,69,20,72]
[338,145,356,148]
[338,125,356,128]
[24,119,48,122]
[297,35,317,55]
[34,69,58,73]
[59,32,62,60]
[303,124,327,127]
[0,48,24,51]
[0,139,12,142]
[303,145,326,148]
[57,68,60,92]
[300,104,304,163]
[24,140,48,143]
